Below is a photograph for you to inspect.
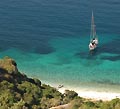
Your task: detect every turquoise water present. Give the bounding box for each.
[0,34,120,92]
[0,0,120,92]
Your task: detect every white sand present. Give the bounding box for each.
[43,82,120,101]
[58,87,120,101]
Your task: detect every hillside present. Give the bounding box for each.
[0,56,120,109]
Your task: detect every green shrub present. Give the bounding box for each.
[0,90,16,107]
[110,98,120,108]
[0,80,14,90]
[42,84,62,99]
[64,90,78,101]
[11,99,26,109]
[85,101,95,107]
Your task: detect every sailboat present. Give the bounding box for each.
[89,12,98,51]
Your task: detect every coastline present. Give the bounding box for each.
[40,81,120,101]
[42,81,120,101]
[23,73,120,102]
[58,87,120,101]
[1,56,120,108]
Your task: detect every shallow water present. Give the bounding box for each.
[0,0,120,92]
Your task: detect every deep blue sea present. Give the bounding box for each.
[0,0,120,92]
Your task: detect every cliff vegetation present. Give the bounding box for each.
[0,56,120,109]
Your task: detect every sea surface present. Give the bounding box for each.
[0,0,120,92]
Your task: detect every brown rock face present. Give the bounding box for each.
[0,56,18,74]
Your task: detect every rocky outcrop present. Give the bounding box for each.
[0,56,18,74]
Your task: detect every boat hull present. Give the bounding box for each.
[89,46,97,51]
[89,42,97,51]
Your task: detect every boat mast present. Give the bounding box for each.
[90,11,96,41]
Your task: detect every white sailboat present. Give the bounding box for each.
[89,12,98,51]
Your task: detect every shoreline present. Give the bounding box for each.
[58,87,120,101]
[28,77,120,101]
[42,81,120,101]
[42,80,120,101]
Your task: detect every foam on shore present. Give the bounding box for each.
[58,87,120,101]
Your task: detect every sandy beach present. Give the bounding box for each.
[43,80,120,101]
[58,87,120,101]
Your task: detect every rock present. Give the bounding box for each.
[0,56,18,74]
